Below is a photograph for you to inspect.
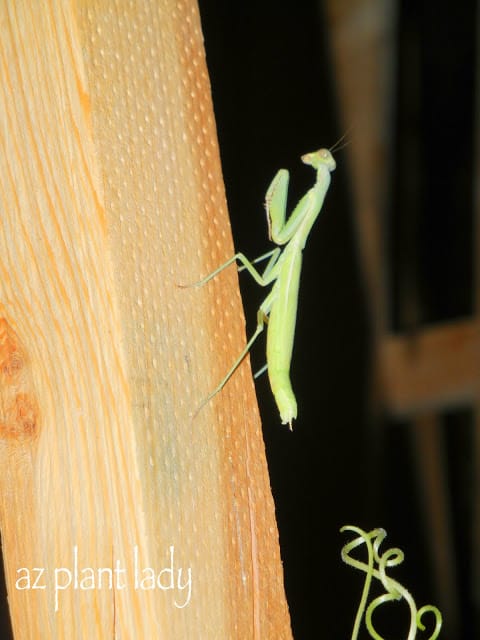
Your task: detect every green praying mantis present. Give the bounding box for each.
[189,147,336,429]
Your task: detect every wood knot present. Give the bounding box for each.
[0,318,25,381]
[0,318,39,442]
[0,393,39,441]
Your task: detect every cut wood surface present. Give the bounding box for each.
[0,1,291,638]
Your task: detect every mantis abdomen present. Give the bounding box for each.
[266,250,302,426]
[186,148,336,429]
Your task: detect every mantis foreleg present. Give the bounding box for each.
[185,148,336,427]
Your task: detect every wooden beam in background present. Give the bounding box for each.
[380,320,480,417]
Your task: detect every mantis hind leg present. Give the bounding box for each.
[195,291,274,415]
[253,363,268,379]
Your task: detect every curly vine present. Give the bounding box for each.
[340,526,442,640]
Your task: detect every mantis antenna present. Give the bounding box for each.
[183,148,335,429]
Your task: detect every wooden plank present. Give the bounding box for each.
[0,1,291,637]
[380,320,480,416]
[324,0,396,334]
[411,413,459,638]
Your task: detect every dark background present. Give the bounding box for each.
[0,1,476,638]
[196,0,476,638]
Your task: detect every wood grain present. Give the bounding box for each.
[0,1,291,637]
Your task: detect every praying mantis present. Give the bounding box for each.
[190,148,336,429]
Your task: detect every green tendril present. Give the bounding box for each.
[340,526,442,640]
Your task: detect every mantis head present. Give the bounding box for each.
[301,148,336,172]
